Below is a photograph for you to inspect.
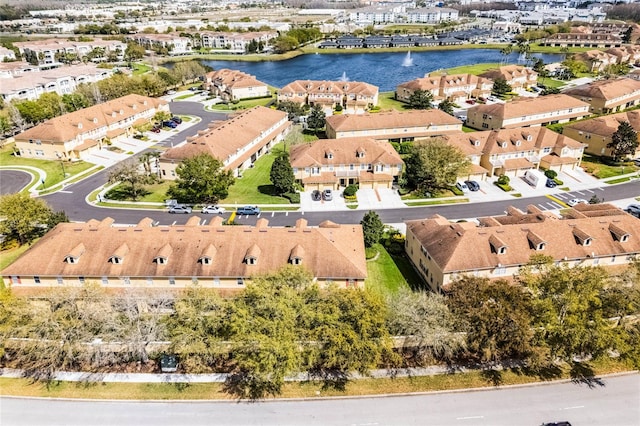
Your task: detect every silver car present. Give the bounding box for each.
[201,205,226,214]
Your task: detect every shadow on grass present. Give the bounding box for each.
[480,369,503,386]
[569,362,604,388]
[105,185,150,201]
[257,184,278,196]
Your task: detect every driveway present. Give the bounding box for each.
[357,188,405,210]
[300,190,348,211]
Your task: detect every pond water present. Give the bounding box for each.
[195,49,565,92]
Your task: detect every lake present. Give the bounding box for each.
[196,49,565,92]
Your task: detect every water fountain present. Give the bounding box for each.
[339,71,349,82]
[402,51,414,67]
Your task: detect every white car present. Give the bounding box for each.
[567,198,588,207]
[455,182,469,193]
[201,205,226,214]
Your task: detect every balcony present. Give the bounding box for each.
[335,170,361,178]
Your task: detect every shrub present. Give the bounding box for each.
[390,142,401,152]
[283,192,300,203]
[497,174,510,185]
[343,184,358,197]
[335,104,343,112]
[400,142,412,154]
[553,178,564,185]
[494,182,513,192]
[544,169,558,179]
[365,246,378,259]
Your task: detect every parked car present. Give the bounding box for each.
[201,205,226,214]
[170,116,182,124]
[465,99,476,105]
[455,182,469,193]
[168,204,192,214]
[626,203,640,216]
[237,205,260,215]
[541,422,572,426]
[311,190,322,201]
[150,126,161,133]
[633,158,640,167]
[163,120,178,128]
[322,189,333,201]
[546,178,557,188]
[567,198,588,207]
[465,180,480,191]
[166,90,176,95]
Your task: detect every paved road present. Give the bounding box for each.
[1,373,638,426]
[0,170,32,195]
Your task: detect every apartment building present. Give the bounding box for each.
[203,69,269,101]
[574,50,619,73]
[278,80,379,115]
[542,33,622,48]
[126,33,192,55]
[159,106,290,179]
[563,110,640,158]
[405,7,459,23]
[478,65,538,90]
[605,45,640,65]
[396,73,493,104]
[466,94,591,130]
[289,137,404,190]
[1,64,113,102]
[405,204,640,292]
[14,39,125,65]
[2,217,367,291]
[442,126,585,178]
[14,94,169,161]
[564,77,640,115]
[199,31,278,53]
[325,110,462,141]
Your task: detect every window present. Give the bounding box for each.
[11,276,21,285]
[291,257,302,265]
[592,258,599,265]
[237,277,245,286]
[102,277,108,285]
[168,277,175,285]
[495,266,507,275]
[147,277,154,286]
[482,123,489,129]
[110,256,121,264]
[34,276,41,284]
[246,257,257,265]
[154,257,167,265]
[192,277,198,284]
[122,277,131,285]
[498,246,507,255]
[57,276,63,285]
[79,276,85,284]
[537,243,545,250]
[214,277,220,286]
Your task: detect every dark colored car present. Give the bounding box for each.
[170,116,182,124]
[542,422,572,426]
[237,206,261,215]
[150,126,161,133]
[311,190,322,201]
[464,180,480,191]
[168,204,192,214]
[163,120,178,128]
[546,178,558,188]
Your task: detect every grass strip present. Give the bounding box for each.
[605,177,632,184]
[405,198,468,206]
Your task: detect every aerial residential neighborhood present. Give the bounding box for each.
[0,0,639,422]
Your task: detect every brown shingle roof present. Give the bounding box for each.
[467,94,589,121]
[326,109,461,133]
[2,218,367,281]
[564,77,640,102]
[564,110,640,138]
[290,137,403,168]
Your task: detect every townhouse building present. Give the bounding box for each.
[2,217,367,292]
[478,65,538,90]
[604,45,640,65]
[563,110,640,159]
[442,126,585,178]
[0,61,40,79]
[1,64,113,102]
[564,77,640,115]
[466,94,591,130]
[126,33,192,55]
[277,80,379,115]
[325,110,462,141]
[573,50,618,73]
[289,137,404,190]
[405,204,640,292]
[542,32,622,48]
[14,94,169,161]
[14,39,125,65]
[159,106,290,179]
[203,69,269,101]
[396,73,493,104]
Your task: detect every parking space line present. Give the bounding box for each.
[554,193,569,199]
[271,212,275,217]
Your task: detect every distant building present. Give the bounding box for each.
[563,110,640,159]
[405,204,640,292]
[325,110,462,141]
[478,65,538,90]
[573,50,619,73]
[14,94,168,161]
[564,77,640,115]
[159,106,290,179]
[199,31,278,54]
[542,33,622,48]
[126,33,192,55]
[466,94,591,130]
[14,39,125,65]
[289,137,404,190]
[2,217,367,292]
[203,69,269,101]
[0,46,16,61]
[405,7,459,23]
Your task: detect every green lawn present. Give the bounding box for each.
[174,93,196,100]
[209,96,275,111]
[581,154,639,179]
[136,181,173,203]
[365,244,413,296]
[539,78,566,89]
[435,62,502,76]
[131,63,151,75]
[0,242,31,272]
[377,92,406,111]
[222,143,291,205]
[0,144,94,191]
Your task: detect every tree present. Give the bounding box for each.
[408,89,433,110]
[438,98,455,115]
[447,276,535,364]
[541,86,560,96]
[167,153,235,204]
[518,261,620,365]
[492,77,512,97]
[306,104,326,134]
[270,152,295,195]
[386,289,464,364]
[277,101,307,121]
[61,93,90,112]
[107,159,151,201]
[404,139,471,195]
[139,151,160,178]
[0,193,54,245]
[271,35,299,53]
[607,121,638,162]
[173,61,206,85]
[124,42,145,66]
[0,116,10,137]
[360,211,384,248]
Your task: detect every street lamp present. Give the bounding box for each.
[56,153,66,178]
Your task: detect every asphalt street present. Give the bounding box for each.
[1,373,638,426]
[0,170,32,195]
